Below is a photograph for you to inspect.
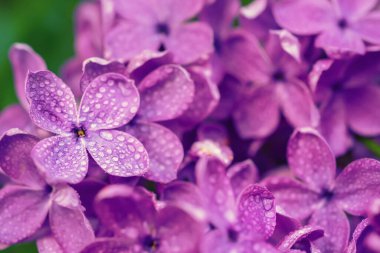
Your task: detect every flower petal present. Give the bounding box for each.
[50,186,95,253]
[277,225,324,251]
[37,236,64,253]
[0,105,32,135]
[125,122,183,183]
[196,157,236,228]
[9,43,47,110]
[174,69,220,128]
[94,184,156,237]
[287,128,336,191]
[138,65,194,122]
[344,85,380,136]
[80,58,126,92]
[353,12,380,44]
[26,71,78,134]
[0,129,45,188]
[309,204,350,253]
[233,85,280,139]
[237,184,276,241]
[319,97,352,156]
[157,205,203,253]
[112,0,157,23]
[272,0,334,35]
[345,218,370,253]
[264,176,320,220]
[162,0,204,23]
[60,58,83,98]
[335,0,378,19]
[278,80,320,128]
[86,130,149,177]
[105,23,159,61]
[80,239,131,253]
[166,22,213,64]
[227,159,259,197]
[79,73,139,130]
[334,158,380,215]
[32,136,88,184]
[0,185,49,244]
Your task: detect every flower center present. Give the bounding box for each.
[73,127,86,138]
[272,69,286,82]
[337,18,348,30]
[156,23,170,35]
[142,235,160,251]
[227,228,239,242]
[321,188,334,201]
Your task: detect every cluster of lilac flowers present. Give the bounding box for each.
[1,0,380,252]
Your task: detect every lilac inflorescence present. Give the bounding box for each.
[0,0,380,253]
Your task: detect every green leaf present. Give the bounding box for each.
[1,242,38,253]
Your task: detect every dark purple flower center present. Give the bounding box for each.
[337,18,348,30]
[142,235,160,251]
[321,188,334,201]
[227,228,239,242]
[73,126,87,138]
[158,43,166,52]
[156,23,170,35]
[272,70,286,82]
[44,185,53,194]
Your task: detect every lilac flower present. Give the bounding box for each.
[222,30,319,139]
[272,0,380,58]
[265,128,380,253]
[0,129,94,253]
[80,184,203,253]
[103,0,214,64]
[0,44,47,136]
[80,57,194,183]
[310,53,380,156]
[26,70,149,184]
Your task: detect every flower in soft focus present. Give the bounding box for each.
[0,129,94,253]
[265,128,380,253]
[103,0,214,64]
[81,184,203,253]
[311,52,380,156]
[26,70,149,184]
[272,0,380,58]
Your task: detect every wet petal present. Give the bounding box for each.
[37,236,64,253]
[32,136,88,184]
[175,69,220,128]
[277,225,324,251]
[227,160,259,197]
[287,128,336,191]
[0,185,49,244]
[94,184,156,237]
[157,205,203,253]
[50,186,95,253]
[125,122,183,183]
[233,85,280,139]
[270,30,302,62]
[344,85,380,136]
[196,157,236,228]
[80,239,131,253]
[86,130,149,177]
[163,0,204,23]
[80,58,126,92]
[79,73,139,130]
[237,184,276,241]
[112,0,157,23]
[334,158,380,215]
[26,71,78,134]
[278,80,320,129]
[345,218,370,253]
[105,23,159,61]
[309,204,350,253]
[138,65,194,122]
[272,0,334,35]
[9,43,47,110]
[0,129,45,188]
[264,176,320,220]
[167,22,213,64]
